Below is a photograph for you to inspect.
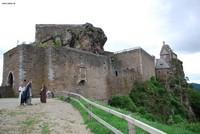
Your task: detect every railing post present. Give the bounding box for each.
[68,92,166,134]
[128,121,136,134]
[88,103,92,120]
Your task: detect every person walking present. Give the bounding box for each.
[40,84,47,103]
[23,80,32,105]
[18,79,27,105]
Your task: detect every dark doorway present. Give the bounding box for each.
[8,72,13,87]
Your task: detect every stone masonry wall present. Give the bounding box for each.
[2,47,20,96]
[16,45,45,97]
[113,48,143,79]
[43,47,110,100]
[107,48,155,96]
[2,45,155,99]
[2,45,45,97]
[140,49,155,81]
[0,86,14,98]
[107,49,142,96]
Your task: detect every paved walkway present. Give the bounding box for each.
[0,98,91,134]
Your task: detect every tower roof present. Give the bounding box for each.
[160,41,173,55]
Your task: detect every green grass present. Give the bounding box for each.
[59,96,199,134]
[79,98,147,134]
[68,97,147,134]
[93,99,199,134]
[70,98,112,134]
[41,123,50,134]
[22,117,38,126]
[8,111,25,116]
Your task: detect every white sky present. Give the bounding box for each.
[0,0,199,84]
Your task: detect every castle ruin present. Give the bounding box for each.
[1,23,180,100]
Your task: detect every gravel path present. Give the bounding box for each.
[0,98,91,134]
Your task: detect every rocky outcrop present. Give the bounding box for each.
[36,23,107,54]
[156,43,196,121]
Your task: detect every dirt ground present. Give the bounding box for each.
[0,98,91,134]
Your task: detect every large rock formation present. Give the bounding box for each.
[36,23,107,54]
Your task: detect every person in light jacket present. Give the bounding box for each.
[18,79,27,105]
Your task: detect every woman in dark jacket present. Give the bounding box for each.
[40,84,47,103]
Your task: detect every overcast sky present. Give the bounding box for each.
[0,0,199,83]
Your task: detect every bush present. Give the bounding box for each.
[138,107,146,114]
[108,95,137,112]
[185,122,200,133]
[172,115,186,124]
[142,113,157,122]
[129,78,189,123]
[188,88,200,120]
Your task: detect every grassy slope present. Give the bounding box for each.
[66,97,198,134]
[94,100,198,134]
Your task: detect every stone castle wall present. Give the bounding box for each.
[22,45,45,96]
[2,44,155,99]
[3,47,20,96]
[107,49,141,95]
[43,47,110,100]
[140,49,155,81]
[2,45,45,96]
[2,45,111,100]
[1,24,156,99]
[106,48,155,96]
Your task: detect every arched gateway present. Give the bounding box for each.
[7,72,14,87]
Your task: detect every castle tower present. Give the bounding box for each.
[160,41,177,65]
[156,42,184,83]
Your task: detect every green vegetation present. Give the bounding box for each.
[53,37,62,47]
[128,77,188,124]
[108,95,136,112]
[21,117,40,134]
[41,123,50,134]
[59,96,200,134]
[188,88,200,120]
[58,74,200,134]
[22,117,38,126]
[69,98,112,134]
[37,42,49,48]
[8,111,25,116]
[37,36,62,48]
[108,77,200,133]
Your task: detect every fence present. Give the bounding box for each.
[67,92,166,134]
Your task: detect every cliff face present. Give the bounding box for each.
[167,59,196,121]
[36,23,107,54]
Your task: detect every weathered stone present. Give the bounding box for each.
[1,23,155,100]
[36,23,107,54]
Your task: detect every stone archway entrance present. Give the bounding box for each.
[7,72,14,87]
